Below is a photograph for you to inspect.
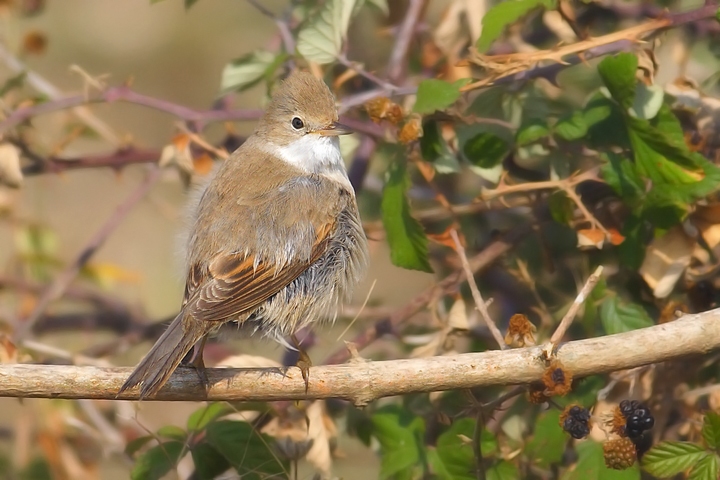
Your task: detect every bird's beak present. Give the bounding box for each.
[316,121,353,136]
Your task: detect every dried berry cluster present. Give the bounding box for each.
[560,405,592,439]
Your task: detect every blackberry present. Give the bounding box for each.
[560,405,592,439]
[632,432,653,459]
[618,400,654,439]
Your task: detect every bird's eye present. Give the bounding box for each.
[291,117,305,130]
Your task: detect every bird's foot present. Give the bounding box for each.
[292,334,312,393]
[182,337,210,394]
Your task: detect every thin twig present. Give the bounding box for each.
[481,169,600,200]
[387,0,425,83]
[0,43,121,145]
[19,147,161,175]
[0,85,264,134]
[246,0,295,54]
[337,54,396,90]
[450,229,506,350]
[473,409,486,480]
[21,340,113,367]
[14,167,163,341]
[545,265,604,356]
[323,224,531,365]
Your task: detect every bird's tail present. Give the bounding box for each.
[118,312,204,399]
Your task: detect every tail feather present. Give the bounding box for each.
[119,313,203,399]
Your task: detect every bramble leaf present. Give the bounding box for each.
[476,0,557,52]
[600,296,653,335]
[297,0,358,64]
[205,421,287,479]
[642,441,708,477]
[702,412,720,449]
[372,406,425,479]
[463,132,509,168]
[130,441,184,480]
[381,157,433,272]
[414,79,470,114]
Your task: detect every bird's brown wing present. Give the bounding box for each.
[184,221,334,323]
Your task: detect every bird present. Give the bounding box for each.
[119,71,369,399]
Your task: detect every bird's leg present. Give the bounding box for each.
[182,336,210,392]
[291,333,312,392]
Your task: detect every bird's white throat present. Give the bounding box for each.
[272,135,350,186]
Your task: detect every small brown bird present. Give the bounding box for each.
[119,71,369,399]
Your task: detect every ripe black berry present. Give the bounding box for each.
[561,405,592,439]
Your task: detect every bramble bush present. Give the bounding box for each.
[2,0,720,479]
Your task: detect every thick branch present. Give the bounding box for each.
[1,309,718,404]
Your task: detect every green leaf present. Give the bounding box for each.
[524,410,566,467]
[372,406,425,479]
[413,79,469,114]
[628,119,701,183]
[548,191,575,225]
[584,96,630,149]
[563,441,641,480]
[642,441,708,477]
[220,50,282,93]
[125,436,154,457]
[20,457,52,480]
[476,0,556,52]
[689,454,720,480]
[381,157,433,272]
[191,442,232,480]
[429,418,496,480]
[347,406,373,446]
[598,53,638,109]
[555,110,588,141]
[463,132,509,168]
[130,441,184,480]
[297,0,358,64]
[366,0,389,15]
[187,403,234,432]
[487,461,520,480]
[702,412,720,449]
[156,425,186,441]
[420,120,459,172]
[0,71,26,97]
[205,421,287,479]
[629,83,665,120]
[184,0,198,8]
[516,118,549,145]
[601,152,644,201]
[599,296,653,335]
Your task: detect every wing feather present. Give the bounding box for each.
[184,221,334,322]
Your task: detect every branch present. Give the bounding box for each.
[20,147,161,175]
[2,308,718,404]
[387,0,425,83]
[13,167,163,341]
[0,85,264,134]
